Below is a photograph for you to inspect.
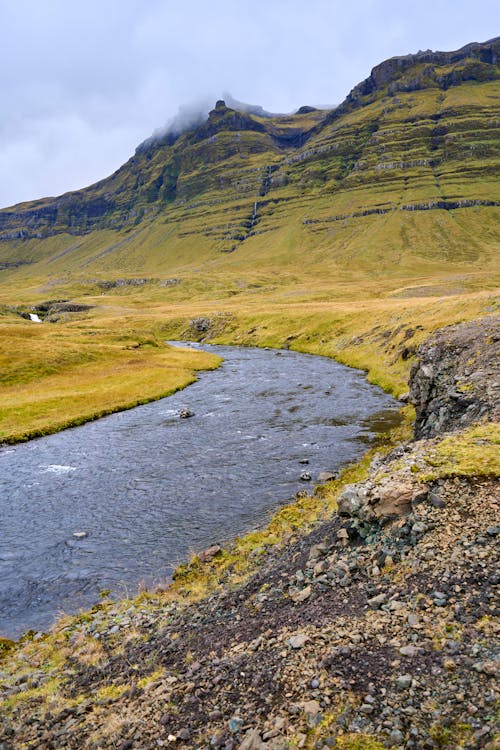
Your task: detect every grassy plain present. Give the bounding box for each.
[0,316,220,443]
[0,266,497,444]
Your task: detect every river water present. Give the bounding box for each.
[0,343,400,638]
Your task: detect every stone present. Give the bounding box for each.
[367,480,415,521]
[210,731,226,748]
[396,674,412,689]
[368,593,387,608]
[198,545,222,563]
[389,729,404,745]
[238,729,265,750]
[301,700,321,716]
[288,634,309,649]
[399,645,422,657]
[429,491,447,509]
[407,614,420,628]
[309,543,328,559]
[313,560,328,576]
[228,718,244,733]
[291,585,312,603]
[300,471,312,481]
[299,458,309,464]
[477,661,498,676]
[177,729,191,740]
[337,486,362,516]
[317,471,337,483]
[411,521,427,534]
[179,407,194,419]
[73,531,88,539]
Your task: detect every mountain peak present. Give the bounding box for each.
[338,35,500,115]
[0,37,498,245]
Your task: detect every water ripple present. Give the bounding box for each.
[0,343,400,637]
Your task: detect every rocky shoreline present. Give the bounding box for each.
[0,317,498,750]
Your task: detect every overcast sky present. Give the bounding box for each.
[0,0,497,208]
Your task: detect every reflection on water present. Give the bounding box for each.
[0,343,400,637]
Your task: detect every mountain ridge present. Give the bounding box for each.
[0,36,498,290]
[1,37,498,231]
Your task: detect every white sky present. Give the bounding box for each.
[0,0,497,207]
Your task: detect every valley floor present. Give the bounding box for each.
[1,278,498,443]
[0,311,498,749]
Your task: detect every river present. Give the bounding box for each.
[0,343,401,638]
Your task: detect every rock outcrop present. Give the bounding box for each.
[409,315,500,438]
[334,36,500,117]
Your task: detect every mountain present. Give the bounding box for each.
[0,37,498,286]
[0,44,499,747]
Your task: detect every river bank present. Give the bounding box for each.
[0,316,498,749]
[1,286,495,445]
[0,323,221,445]
[0,344,400,638]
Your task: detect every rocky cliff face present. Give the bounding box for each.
[409,316,500,439]
[336,36,500,115]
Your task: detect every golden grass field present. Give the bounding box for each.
[0,318,220,443]
[0,268,497,444]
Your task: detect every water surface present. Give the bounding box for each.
[0,343,400,637]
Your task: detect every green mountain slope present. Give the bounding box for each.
[0,37,498,294]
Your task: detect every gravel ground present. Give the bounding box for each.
[1,461,498,750]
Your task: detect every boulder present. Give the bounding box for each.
[317,471,337,483]
[363,479,415,522]
[197,545,222,563]
[338,478,428,526]
[337,485,362,516]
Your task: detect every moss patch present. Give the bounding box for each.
[422,423,500,479]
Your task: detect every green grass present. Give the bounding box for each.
[422,423,500,479]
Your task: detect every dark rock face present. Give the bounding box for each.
[409,316,500,438]
[325,36,500,127]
